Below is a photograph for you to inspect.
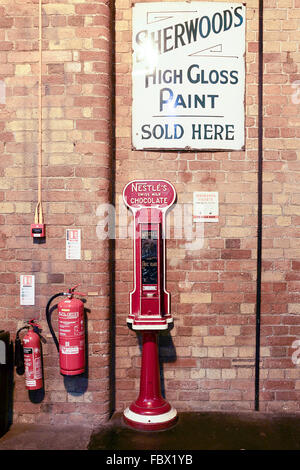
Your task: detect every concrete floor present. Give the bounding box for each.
[0,423,92,450]
[0,411,300,450]
[89,411,300,451]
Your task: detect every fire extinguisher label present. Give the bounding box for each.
[60,310,78,319]
[26,380,37,387]
[61,346,79,355]
[34,351,42,379]
[59,310,83,337]
[24,347,42,381]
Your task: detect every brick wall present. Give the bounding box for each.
[115,0,260,412]
[0,0,112,425]
[114,0,300,414]
[0,0,300,426]
[260,0,300,411]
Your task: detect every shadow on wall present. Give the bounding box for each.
[158,330,177,398]
[136,328,177,399]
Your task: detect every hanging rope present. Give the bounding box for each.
[35,0,43,225]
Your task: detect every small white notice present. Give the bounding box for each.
[20,275,35,306]
[193,191,219,222]
[66,229,81,260]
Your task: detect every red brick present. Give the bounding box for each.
[75,4,107,15]
[47,273,64,284]
[221,250,252,259]
[265,381,295,391]
[225,239,241,249]
[292,261,300,271]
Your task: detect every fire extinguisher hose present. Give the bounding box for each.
[46,293,64,352]
[15,326,29,375]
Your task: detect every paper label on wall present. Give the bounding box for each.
[66,229,81,260]
[20,275,35,306]
[193,191,219,222]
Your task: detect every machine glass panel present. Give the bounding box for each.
[141,228,158,286]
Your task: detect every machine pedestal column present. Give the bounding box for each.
[123,331,177,431]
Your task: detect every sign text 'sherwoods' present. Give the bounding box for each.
[135,6,243,61]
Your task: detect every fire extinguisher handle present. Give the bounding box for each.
[46,292,64,352]
[68,285,86,297]
[70,284,80,292]
[27,319,40,330]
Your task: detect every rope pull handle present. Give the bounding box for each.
[34,201,43,225]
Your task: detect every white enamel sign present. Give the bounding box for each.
[132,2,245,151]
[20,275,35,306]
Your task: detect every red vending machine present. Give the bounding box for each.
[122,179,178,430]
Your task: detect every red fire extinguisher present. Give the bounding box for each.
[15,320,44,391]
[46,285,86,376]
